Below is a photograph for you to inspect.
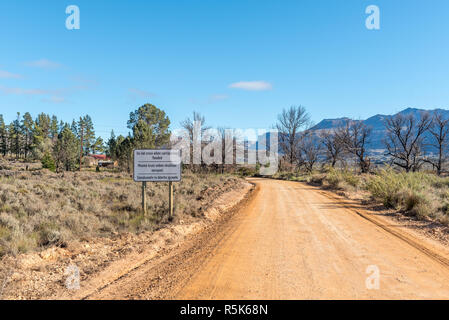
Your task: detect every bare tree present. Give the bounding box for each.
[298,131,322,172]
[319,129,344,168]
[276,106,310,170]
[423,112,449,175]
[384,112,431,172]
[216,127,239,174]
[336,120,372,173]
[180,111,210,171]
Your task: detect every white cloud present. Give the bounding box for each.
[24,59,62,69]
[42,96,66,104]
[0,70,22,79]
[229,81,272,91]
[0,86,50,95]
[208,94,229,103]
[129,88,156,99]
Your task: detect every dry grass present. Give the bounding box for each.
[0,160,244,257]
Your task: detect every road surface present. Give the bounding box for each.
[88,178,449,299]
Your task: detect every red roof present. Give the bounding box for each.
[89,154,109,160]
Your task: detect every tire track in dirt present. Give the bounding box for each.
[319,190,449,269]
[82,184,259,300]
[87,179,449,299]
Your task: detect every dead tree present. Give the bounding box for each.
[180,112,210,172]
[276,106,310,170]
[423,112,449,175]
[336,120,372,173]
[384,112,431,172]
[298,132,322,172]
[217,127,238,174]
[319,129,344,168]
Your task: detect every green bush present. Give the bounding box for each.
[307,174,325,185]
[325,168,360,190]
[255,162,261,175]
[237,167,257,177]
[365,169,435,216]
[41,153,56,172]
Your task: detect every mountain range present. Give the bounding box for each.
[309,107,449,153]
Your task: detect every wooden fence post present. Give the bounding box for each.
[169,181,174,218]
[142,181,147,214]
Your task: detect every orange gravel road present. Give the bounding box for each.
[89,178,449,300]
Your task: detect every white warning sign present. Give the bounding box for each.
[133,149,182,182]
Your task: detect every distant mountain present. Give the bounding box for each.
[310,117,352,131]
[309,107,449,153]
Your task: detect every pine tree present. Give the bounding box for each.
[7,123,14,158]
[0,115,7,157]
[127,104,171,149]
[35,113,51,139]
[92,137,105,154]
[106,130,117,158]
[53,124,79,172]
[115,135,133,172]
[71,120,78,137]
[11,113,22,159]
[50,115,59,140]
[77,115,95,155]
[22,112,35,160]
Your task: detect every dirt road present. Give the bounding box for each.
[88,178,449,300]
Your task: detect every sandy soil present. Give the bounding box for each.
[88,178,449,300]
[0,180,253,300]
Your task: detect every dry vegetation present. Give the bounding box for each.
[274,167,449,226]
[0,160,244,258]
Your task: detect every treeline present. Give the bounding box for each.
[0,112,104,171]
[277,106,449,175]
[0,104,172,173]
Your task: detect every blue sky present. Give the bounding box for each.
[1,0,449,138]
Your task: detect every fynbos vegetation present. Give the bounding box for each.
[0,161,243,257]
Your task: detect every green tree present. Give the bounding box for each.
[35,113,51,139]
[6,123,14,158]
[53,124,79,172]
[127,103,171,149]
[41,152,56,172]
[106,130,117,158]
[22,112,35,160]
[70,120,78,137]
[115,135,133,172]
[50,115,59,140]
[92,137,105,154]
[0,115,7,157]
[11,113,22,159]
[77,115,95,155]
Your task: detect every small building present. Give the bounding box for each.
[84,154,116,168]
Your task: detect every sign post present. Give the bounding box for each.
[169,181,173,218]
[133,149,182,216]
[142,181,147,214]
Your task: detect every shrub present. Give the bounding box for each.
[365,169,437,219]
[307,174,325,186]
[237,167,256,177]
[324,168,360,190]
[41,153,56,172]
[0,162,244,257]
